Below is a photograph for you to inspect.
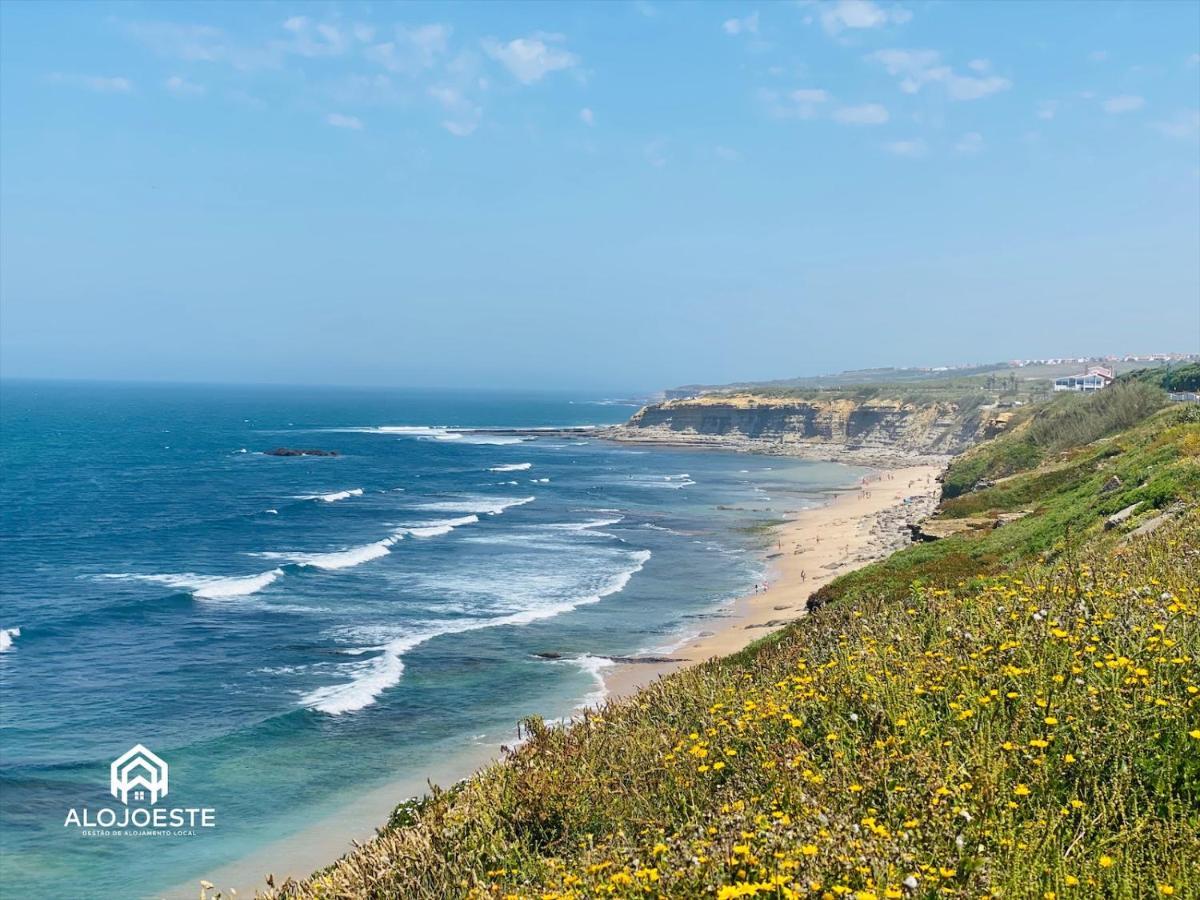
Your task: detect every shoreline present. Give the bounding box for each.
[181,458,945,899]
[601,462,944,700]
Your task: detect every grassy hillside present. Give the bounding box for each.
[939,382,1168,499]
[272,404,1200,900]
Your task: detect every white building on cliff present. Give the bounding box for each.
[1053,365,1114,393]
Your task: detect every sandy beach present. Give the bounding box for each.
[603,462,945,700]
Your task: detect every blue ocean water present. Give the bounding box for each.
[0,381,866,898]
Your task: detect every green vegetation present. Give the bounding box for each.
[1122,363,1200,394]
[940,382,1167,499]
[271,405,1199,900]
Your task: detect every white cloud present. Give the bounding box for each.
[579,106,595,126]
[760,87,830,119]
[1153,110,1200,140]
[365,24,451,74]
[723,12,759,36]
[482,33,579,84]
[325,112,364,130]
[967,58,990,72]
[281,17,351,59]
[1088,50,1109,62]
[870,47,939,78]
[127,18,366,70]
[125,22,231,64]
[955,131,984,153]
[820,0,910,35]
[1188,53,1200,67]
[1036,100,1057,120]
[164,75,204,97]
[714,145,742,161]
[869,48,1011,100]
[1102,94,1144,114]
[429,86,482,136]
[50,73,134,93]
[885,138,926,157]
[944,74,1011,100]
[833,103,889,125]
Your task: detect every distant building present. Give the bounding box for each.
[1053,365,1114,393]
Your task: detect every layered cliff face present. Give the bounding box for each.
[606,394,1012,463]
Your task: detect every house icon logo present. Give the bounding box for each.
[110,744,169,805]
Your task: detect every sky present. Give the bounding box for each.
[1,0,1198,391]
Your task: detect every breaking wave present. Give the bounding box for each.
[302,548,651,715]
[98,569,285,600]
[294,488,364,503]
[0,627,20,652]
[411,495,535,515]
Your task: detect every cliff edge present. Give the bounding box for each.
[604,393,1014,465]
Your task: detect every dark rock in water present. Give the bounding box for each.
[1100,475,1123,494]
[265,448,339,457]
[606,655,687,664]
[533,652,564,660]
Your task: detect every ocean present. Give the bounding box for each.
[0,380,868,898]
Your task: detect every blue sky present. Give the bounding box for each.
[1,1,1197,390]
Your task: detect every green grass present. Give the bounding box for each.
[941,383,1167,499]
[263,407,1200,900]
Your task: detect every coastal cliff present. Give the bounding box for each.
[604,394,1013,464]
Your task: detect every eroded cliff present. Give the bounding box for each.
[604,394,1014,464]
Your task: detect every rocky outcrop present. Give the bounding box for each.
[265,448,339,457]
[604,395,1007,464]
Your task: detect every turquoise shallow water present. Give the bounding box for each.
[0,381,866,898]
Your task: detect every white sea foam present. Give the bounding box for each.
[620,474,697,489]
[487,549,652,627]
[255,536,401,571]
[256,513,481,572]
[640,522,686,536]
[531,477,550,483]
[99,569,284,599]
[412,495,535,515]
[394,515,480,538]
[264,509,279,515]
[541,517,624,531]
[295,488,364,503]
[489,463,532,472]
[328,425,525,445]
[303,548,651,715]
[0,627,20,652]
[570,654,614,708]
[301,632,429,715]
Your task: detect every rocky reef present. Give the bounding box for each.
[604,394,1013,465]
[264,448,339,457]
